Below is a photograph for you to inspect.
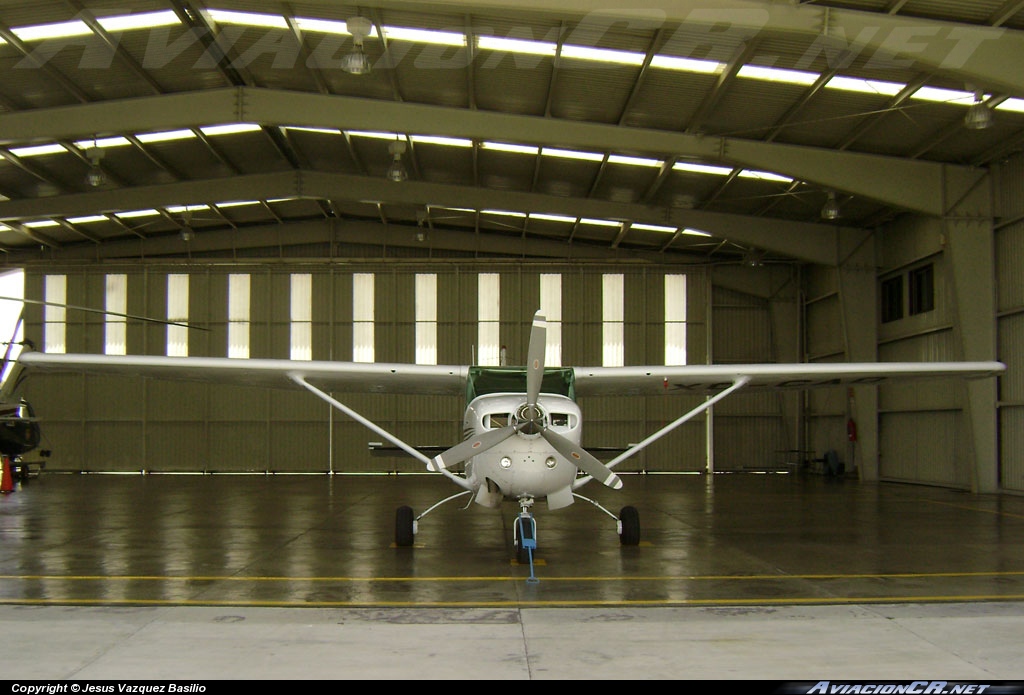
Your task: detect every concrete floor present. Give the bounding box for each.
[2,471,1024,680]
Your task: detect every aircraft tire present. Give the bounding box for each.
[395,506,415,547]
[619,505,640,546]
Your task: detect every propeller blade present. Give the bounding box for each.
[526,312,546,407]
[540,428,623,490]
[430,424,519,471]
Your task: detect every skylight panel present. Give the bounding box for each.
[649,55,722,74]
[541,147,604,162]
[8,144,66,158]
[631,223,677,233]
[295,17,355,36]
[214,200,261,208]
[682,228,711,236]
[348,130,404,140]
[738,170,792,182]
[200,123,262,136]
[481,142,539,155]
[825,76,904,96]
[560,45,644,66]
[674,162,732,176]
[206,10,287,29]
[99,11,181,32]
[166,205,210,214]
[67,215,110,224]
[12,20,91,41]
[911,86,978,105]
[579,218,622,227]
[530,213,577,224]
[384,26,465,46]
[115,209,160,219]
[482,209,527,218]
[23,220,59,228]
[411,135,473,147]
[74,136,131,149]
[738,65,819,85]
[477,36,557,57]
[137,129,197,144]
[283,126,342,135]
[997,98,1024,113]
[608,154,661,167]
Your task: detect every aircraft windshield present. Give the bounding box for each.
[467,366,576,403]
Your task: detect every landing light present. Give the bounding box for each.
[500,456,512,469]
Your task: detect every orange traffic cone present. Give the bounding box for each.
[1,456,14,493]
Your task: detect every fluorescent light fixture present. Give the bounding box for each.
[529,213,577,224]
[738,65,819,85]
[541,147,604,162]
[348,130,404,140]
[73,136,130,149]
[482,209,527,218]
[631,223,677,233]
[673,162,733,176]
[682,228,711,237]
[294,17,351,36]
[911,86,977,105]
[200,123,262,136]
[0,224,11,231]
[481,142,540,155]
[825,76,904,96]
[206,10,288,29]
[115,209,160,219]
[99,11,180,32]
[477,36,556,57]
[9,144,66,157]
[738,170,792,182]
[411,135,473,147]
[68,215,110,224]
[560,45,644,66]
[608,154,662,167]
[137,129,196,143]
[23,220,59,228]
[12,20,91,41]
[649,55,722,74]
[384,26,465,46]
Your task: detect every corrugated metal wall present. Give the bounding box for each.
[23,262,753,475]
[996,153,1024,493]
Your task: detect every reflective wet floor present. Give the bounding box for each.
[2,471,1024,679]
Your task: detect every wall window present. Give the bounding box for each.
[166,274,189,357]
[539,273,562,366]
[478,273,500,366]
[227,273,250,358]
[352,273,374,363]
[104,274,127,355]
[909,263,934,316]
[880,275,903,324]
[665,274,687,365]
[290,273,312,361]
[602,273,624,367]
[415,273,437,365]
[43,274,66,354]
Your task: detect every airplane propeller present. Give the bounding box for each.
[430,311,623,490]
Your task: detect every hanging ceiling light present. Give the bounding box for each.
[386,139,408,182]
[85,145,106,187]
[821,191,840,220]
[343,17,373,75]
[964,91,993,130]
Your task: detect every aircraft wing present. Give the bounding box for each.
[572,361,1006,397]
[15,352,469,396]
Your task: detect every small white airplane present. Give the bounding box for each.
[13,311,1005,571]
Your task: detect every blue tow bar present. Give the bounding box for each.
[516,514,539,584]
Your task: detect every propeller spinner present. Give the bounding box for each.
[430,312,623,490]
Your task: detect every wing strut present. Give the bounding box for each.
[573,375,751,490]
[289,374,473,491]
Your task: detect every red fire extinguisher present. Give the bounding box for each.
[847,418,857,442]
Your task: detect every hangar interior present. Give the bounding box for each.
[0,0,1019,497]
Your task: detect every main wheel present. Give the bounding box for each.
[395,505,415,547]
[618,505,640,546]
